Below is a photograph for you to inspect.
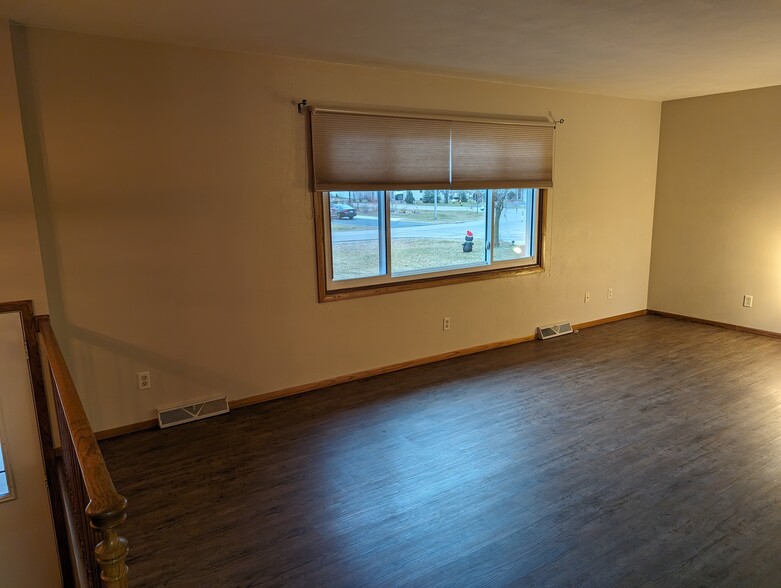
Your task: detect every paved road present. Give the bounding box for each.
[342,218,429,229]
[332,208,527,244]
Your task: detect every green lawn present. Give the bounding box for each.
[389,206,484,223]
[331,237,528,281]
[331,222,371,232]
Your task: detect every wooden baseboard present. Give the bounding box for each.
[230,334,540,410]
[95,419,158,441]
[646,309,781,339]
[573,309,647,330]
[96,309,647,440]
[231,310,647,410]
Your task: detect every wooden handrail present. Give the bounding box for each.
[37,316,129,587]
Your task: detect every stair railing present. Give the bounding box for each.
[37,316,129,587]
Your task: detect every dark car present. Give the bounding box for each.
[330,203,356,219]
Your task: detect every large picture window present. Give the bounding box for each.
[310,108,554,301]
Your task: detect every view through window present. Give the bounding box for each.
[0,448,9,498]
[326,188,539,286]
[0,437,10,499]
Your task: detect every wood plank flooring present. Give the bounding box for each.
[100,316,781,587]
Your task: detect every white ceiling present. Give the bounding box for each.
[2,0,781,101]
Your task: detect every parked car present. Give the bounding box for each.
[330,203,356,219]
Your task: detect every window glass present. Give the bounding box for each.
[390,190,488,276]
[491,188,537,262]
[0,444,8,497]
[0,410,11,500]
[328,191,385,281]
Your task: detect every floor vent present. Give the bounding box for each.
[157,396,229,429]
[537,321,574,340]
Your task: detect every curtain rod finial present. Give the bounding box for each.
[548,111,564,126]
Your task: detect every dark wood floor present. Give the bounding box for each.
[100,315,781,587]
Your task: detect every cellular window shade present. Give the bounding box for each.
[451,121,554,188]
[311,110,451,191]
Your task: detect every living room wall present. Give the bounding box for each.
[12,27,661,432]
[649,85,781,332]
[0,20,56,585]
[0,20,47,310]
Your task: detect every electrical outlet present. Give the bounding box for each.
[443,317,451,331]
[137,371,151,390]
[608,288,613,300]
[584,291,590,303]
[743,295,753,308]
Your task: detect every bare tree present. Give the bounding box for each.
[493,190,506,248]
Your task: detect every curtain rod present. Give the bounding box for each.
[296,99,560,128]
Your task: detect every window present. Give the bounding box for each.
[325,187,540,283]
[0,403,14,502]
[311,108,553,300]
[0,444,10,500]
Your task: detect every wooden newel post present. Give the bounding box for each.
[88,496,129,587]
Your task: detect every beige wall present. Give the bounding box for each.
[0,312,61,587]
[0,21,58,582]
[0,20,47,311]
[649,85,781,331]
[16,28,661,432]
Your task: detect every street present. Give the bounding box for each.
[331,208,527,244]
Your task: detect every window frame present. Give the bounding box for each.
[0,399,16,503]
[313,188,548,302]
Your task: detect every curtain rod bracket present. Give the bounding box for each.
[297,99,308,114]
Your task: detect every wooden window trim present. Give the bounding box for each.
[313,189,548,302]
